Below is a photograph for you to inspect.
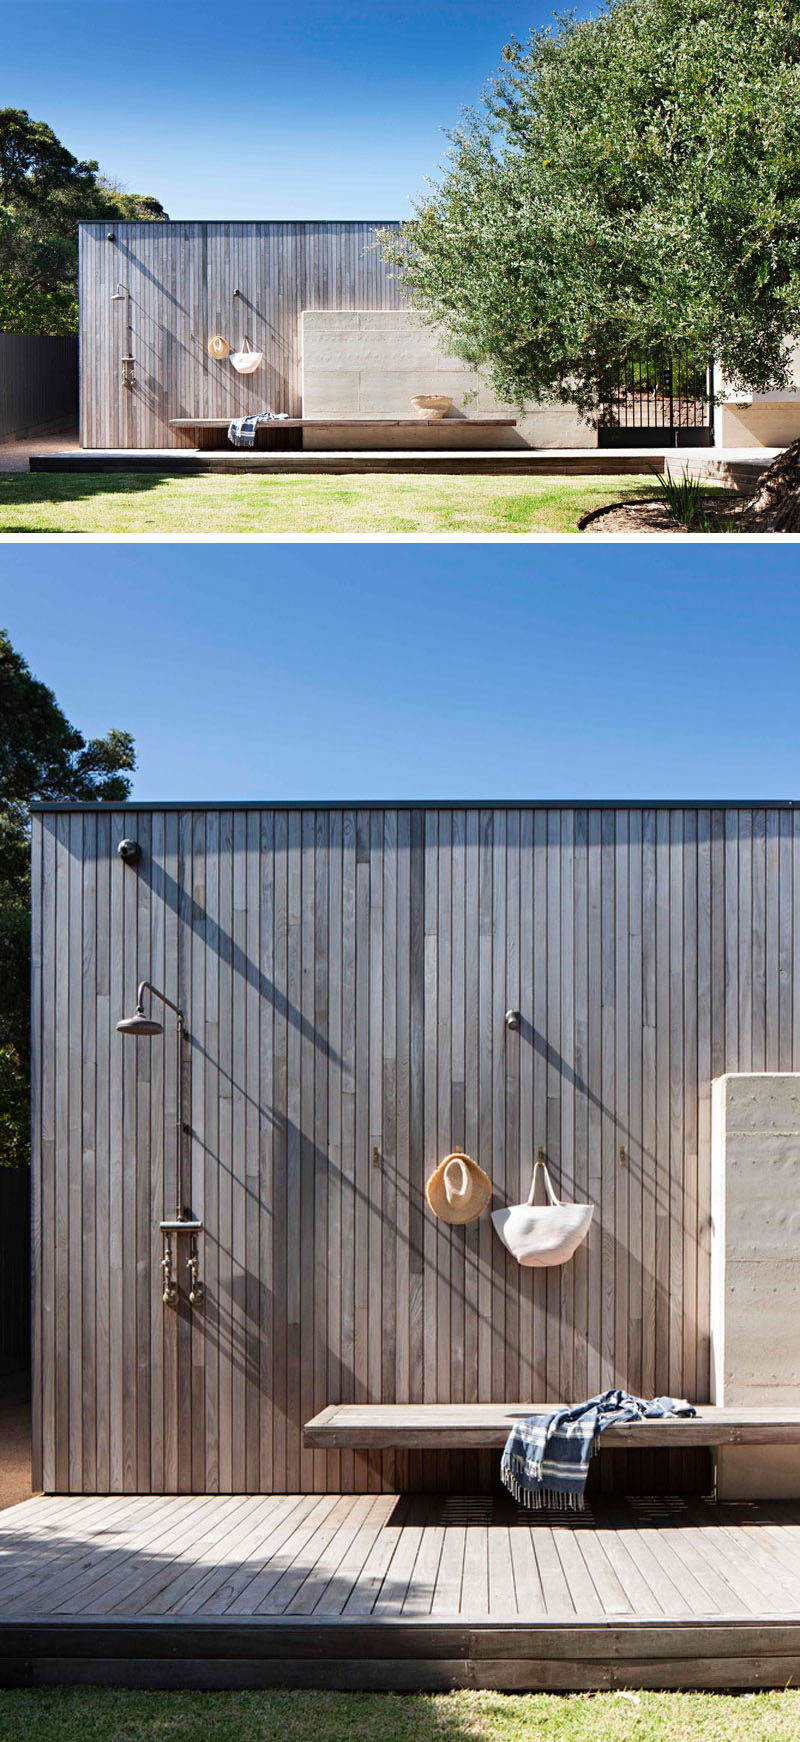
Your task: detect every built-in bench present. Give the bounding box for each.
[304,1403,800,1451]
[169,416,518,453]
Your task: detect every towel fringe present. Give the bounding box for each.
[503,1471,585,1511]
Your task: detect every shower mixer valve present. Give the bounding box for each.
[187,1238,205,1307]
[161,1233,178,1306]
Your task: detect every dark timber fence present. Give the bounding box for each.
[0,333,78,444]
[0,1167,30,1392]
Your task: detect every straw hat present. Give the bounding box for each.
[207,333,230,360]
[426,1152,492,1225]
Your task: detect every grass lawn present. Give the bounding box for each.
[0,469,674,534]
[1,1688,800,1740]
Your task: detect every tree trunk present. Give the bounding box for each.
[745,439,800,531]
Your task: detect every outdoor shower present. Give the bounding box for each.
[117,981,203,1308]
[111,281,135,388]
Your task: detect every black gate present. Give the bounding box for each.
[598,348,714,447]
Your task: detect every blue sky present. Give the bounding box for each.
[2,545,798,800]
[2,0,594,219]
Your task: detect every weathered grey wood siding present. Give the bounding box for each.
[78,222,404,448]
[30,803,800,1494]
[0,334,77,443]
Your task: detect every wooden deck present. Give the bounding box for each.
[27,446,668,475]
[3,1491,800,1689]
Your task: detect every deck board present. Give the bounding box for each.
[4,1491,800,1690]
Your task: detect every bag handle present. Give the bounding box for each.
[443,1153,470,1207]
[526,1148,561,1208]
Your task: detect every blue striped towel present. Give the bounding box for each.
[227,411,288,449]
[501,1389,697,1511]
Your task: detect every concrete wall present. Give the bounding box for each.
[715,348,800,449]
[716,402,800,448]
[711,1073,800,1497]
[300,311,594,449]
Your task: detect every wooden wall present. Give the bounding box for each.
[78,222,404,448]
[31,803,800,1495]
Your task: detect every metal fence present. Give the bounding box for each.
[0,332,78,444]
[599,348,714,447]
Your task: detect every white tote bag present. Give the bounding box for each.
[229,335,263,375]
[492,1152,593,1267]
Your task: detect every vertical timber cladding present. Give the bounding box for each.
[30,804,800,1495]
[78,221,405,448]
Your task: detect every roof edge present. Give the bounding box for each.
[29,799,800,813]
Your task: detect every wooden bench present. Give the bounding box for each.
[304,1403,800,1451]
[170,418,304,451]
[169,416,517,452]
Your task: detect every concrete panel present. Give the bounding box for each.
[717,403,800,448]
[300,310,594,449]
[723,1074,800,1131]
[715,347,800,448]
[716,1444,800,1500]
[303,420,521,451]
[711,1073,800,1497]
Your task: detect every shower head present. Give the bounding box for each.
[117,1006,163,1037]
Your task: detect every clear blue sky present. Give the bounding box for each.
[1,0,594,218]
[2,544,798,801]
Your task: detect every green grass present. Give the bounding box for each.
[0,470,671,534]
[1,1688,800,1740]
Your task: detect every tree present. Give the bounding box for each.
[0,630,135,1166]
[743,439,800,531]
[0,108,166,334]
[381,0,800,421]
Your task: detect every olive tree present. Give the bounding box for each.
[382,0,800,420]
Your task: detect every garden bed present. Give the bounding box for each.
[580,494,741,535]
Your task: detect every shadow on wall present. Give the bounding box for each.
[52,812,707,1494]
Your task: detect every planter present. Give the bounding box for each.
[411,394,452,420]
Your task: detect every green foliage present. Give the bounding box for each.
[0,1043,28,1168]
[0,108,165,334]
[0,272,77,334]
[382,0,800,417]
[0,629,135,1166]
[652,467,710,529]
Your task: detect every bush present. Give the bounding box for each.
[0,272,77,335]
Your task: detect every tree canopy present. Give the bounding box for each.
[0,108,166,334]
[382,0,800,419]
[0,629,135,1165]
